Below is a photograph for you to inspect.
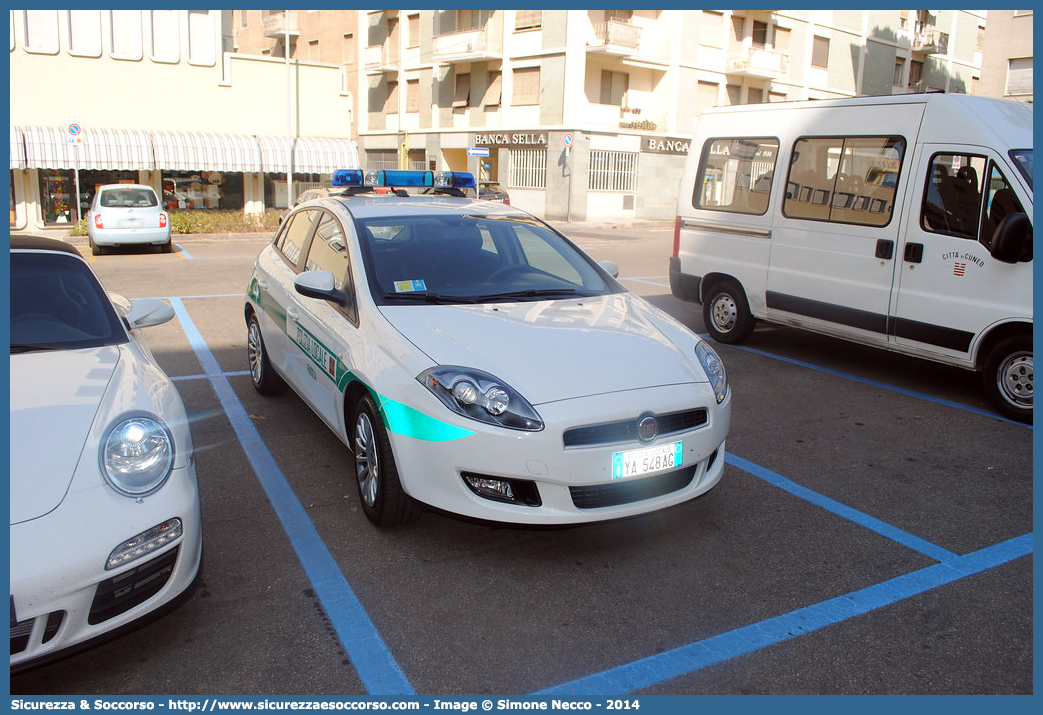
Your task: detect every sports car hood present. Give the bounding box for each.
[380,293,707,405]
[10,347,119,524]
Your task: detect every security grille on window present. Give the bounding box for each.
[588,151,638,193]
[509,149,547,190]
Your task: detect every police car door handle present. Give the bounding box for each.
[288,307,299,321]
[904,243,924,264]
[875,239,894,260]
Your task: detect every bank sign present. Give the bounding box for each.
[474,132,547,147]
[642,137,690,155]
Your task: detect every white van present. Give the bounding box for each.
[671,94,1033,422]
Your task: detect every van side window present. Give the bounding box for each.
[980,163,1028,252]
[694,137,779,215]
[783,136,905,227]
[922,154,988,239]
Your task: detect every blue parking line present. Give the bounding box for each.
[535,533,1032,695]
[174,244,192,259]
[726,453,958,563]
[168,298,415,696]
[709,338,1028,427]
[171,370,250,382]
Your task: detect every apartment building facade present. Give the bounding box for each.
[978,10,1033,103]
[9,9,358,232]
[352,9,986,221]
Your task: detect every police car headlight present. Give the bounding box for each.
[419,366,543,431]
[101,415,175,497]
[696,341,728,404]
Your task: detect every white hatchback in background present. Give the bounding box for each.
[10,235,202,671]
[87,184,172,255]
[245,169,731,527]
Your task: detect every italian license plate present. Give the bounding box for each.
[612,441,683,480]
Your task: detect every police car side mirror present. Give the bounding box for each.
[990,213,1032,264]
[295,271,350,307]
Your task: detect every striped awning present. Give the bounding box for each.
[19,126,155,170]
[257,135,360,173]
[152,131,262,172]
[10,127,26,170]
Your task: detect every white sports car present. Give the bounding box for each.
[245,170,731,527]
[10,235,202,672]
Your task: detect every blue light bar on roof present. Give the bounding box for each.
[330,169,476,190]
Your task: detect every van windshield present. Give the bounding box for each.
[1010,150,1032,190]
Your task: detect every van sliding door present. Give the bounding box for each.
[767,120,913,346]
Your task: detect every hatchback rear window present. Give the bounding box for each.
[100,188,158,208]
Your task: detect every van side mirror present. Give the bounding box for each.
[990,212,1032,264]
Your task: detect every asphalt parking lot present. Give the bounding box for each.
[9,224,1032,695]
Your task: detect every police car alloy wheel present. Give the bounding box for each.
[247,314,286,395]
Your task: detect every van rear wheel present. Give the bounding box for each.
[983,336,1032,423]
[703,280,755,344]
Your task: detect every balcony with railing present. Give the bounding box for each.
[262,11,299,38]
[912,24,948,54]
[726,47,789,78]
[588,19,641,56]
[433,26,502,63]
[364,44,399,74]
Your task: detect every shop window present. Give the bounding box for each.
[162,172,245,210]
[38,170,76,225]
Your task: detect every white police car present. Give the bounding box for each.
[245,170,731,526]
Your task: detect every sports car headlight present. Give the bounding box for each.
[696,341,728,404]
[101,415,175,496]
[418,366,543,431]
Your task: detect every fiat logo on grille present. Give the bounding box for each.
[637,414,658,443]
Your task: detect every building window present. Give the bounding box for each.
[110,10,143,60]
[726,84,741,105]
[730,16,744,44]
[1006,57,1033,95]
[68,10,103,57]
[187,10,215,65]
[515,10,542,31]
[908,59,923,89]
[307,39,319,61]
[975,26,985,53]
[899,11,909,30]
[747,87,764,104]
[406,79,419,113]
[769,91,787,102]
[589,150,638,193]
[697,81,719,110]
[752,21,768,49]
[599,70,628,106]
[811,36,829,69]
[773,26,790,54]
[893,58,905,86]
[482,71,502,108]
[512,67,541,106]
[24,10,59,54]
[509,149,547,189]
[453,73,471,109]
[149,10,180,62]
[385,81,399,113]
[342,33,354,64]
[407,14,419,48]
[240,10,248,29]
[701,11,723,48]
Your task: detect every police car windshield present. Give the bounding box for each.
[356,214,619,304]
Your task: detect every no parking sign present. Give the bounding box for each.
[67,123,83,145]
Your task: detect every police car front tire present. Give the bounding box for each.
[983,335,1033,424]
[352,394,421,526]
[247,314,286,395]
[703,279,755,344]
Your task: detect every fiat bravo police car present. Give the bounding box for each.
[244,170,731,526]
